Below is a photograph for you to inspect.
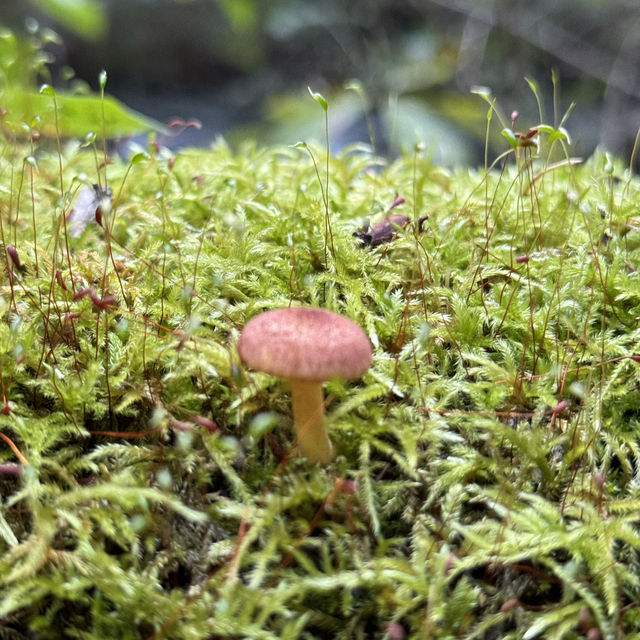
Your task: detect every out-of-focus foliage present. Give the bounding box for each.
[0,25,165,138]
[2,0,639,161]
[29,0,107,40]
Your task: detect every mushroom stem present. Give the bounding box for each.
[290,379,333,464]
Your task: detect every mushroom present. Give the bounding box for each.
[238,307,372,464]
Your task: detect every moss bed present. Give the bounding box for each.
[1,129,640,639]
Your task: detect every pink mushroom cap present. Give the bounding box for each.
[238,307,372,381]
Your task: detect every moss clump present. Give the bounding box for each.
[0,129,640,639]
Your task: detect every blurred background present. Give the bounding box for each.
[1,0,639,165]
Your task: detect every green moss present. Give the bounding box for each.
[0,128,639,639]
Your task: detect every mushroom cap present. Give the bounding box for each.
[238,307,372,382]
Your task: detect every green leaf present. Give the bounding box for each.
[3,90,167,138]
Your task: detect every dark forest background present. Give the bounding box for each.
[1,0,639,164]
